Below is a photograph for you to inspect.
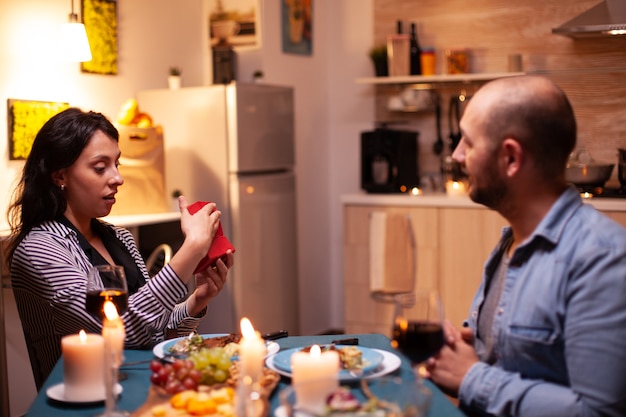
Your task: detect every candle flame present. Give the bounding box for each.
[103,300,119,320]
[310,344,321,358]
[79,329,87,342]
[240,317,256,339]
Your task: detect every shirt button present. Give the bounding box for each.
[498,308,504,315]
[472,311,478,318]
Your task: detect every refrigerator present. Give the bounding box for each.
[137,83,299,335]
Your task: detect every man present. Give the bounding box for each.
[426,76,626,417]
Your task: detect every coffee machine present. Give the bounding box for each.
[213,42,236,84]
[360,128,419,193]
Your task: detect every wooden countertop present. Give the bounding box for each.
[341,192,626,212]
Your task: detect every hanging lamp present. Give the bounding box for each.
[59,0,92,62]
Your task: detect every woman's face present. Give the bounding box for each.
[58,130,124,224]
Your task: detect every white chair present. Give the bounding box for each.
[145,243,172,277]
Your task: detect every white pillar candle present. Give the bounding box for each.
[62,330,105,401]
[446,180,467,197]
[239,317,267,382]
[291,345,340,414]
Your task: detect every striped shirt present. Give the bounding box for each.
[11,219,204,388]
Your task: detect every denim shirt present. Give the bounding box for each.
[459,186,626,417]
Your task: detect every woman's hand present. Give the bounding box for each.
[179,197,220,257]
[167,196,222,283]
[187,250,234,317]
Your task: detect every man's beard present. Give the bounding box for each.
[468,160,508,210]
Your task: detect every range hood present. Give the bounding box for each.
[552,0,626,38]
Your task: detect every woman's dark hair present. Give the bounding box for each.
[6,108,119,261]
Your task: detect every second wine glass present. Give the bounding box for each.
[86,265,129,321]
[391,289,445,369]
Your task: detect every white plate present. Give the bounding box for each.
[153,333,280,362]
[152,333,228,360]
[46,383,123,403]
[272,346,384,376]
[266,349,401,382]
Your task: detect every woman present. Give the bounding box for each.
[6,108,234,389]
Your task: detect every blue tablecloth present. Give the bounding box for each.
[26,333,466,417]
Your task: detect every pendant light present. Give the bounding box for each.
[59,0,92,62]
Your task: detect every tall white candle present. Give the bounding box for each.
[291,345,340,414]
[62,330,105,401]
[102,301,125,366]
[239,317,267,382]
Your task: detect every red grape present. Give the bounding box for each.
[150,360,163,373]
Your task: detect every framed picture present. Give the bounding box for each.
[7,99,70,160]
[81,0,118,75]
[282,0,312,55]
[208,0,261,49]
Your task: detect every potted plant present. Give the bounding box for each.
[252,70,264,83]
[369,45,388,77]
[168,67,182,90]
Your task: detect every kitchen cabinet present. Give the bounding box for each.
[343,203,505,335]
[343,197,626,335]
[343,205,440,336]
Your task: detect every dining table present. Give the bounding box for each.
[25,333,467,417]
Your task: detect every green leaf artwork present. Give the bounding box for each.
[7,99,70,160]
[81,0,118,75]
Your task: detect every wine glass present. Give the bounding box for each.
[391,289,445,376]
[86,265,129,320]
[86,265,130,416]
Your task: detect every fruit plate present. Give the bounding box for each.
[266,347,397,381]
[136,364,280,417]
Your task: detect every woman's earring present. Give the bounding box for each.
[60,184,66,191]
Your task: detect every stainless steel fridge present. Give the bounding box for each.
[137,83,299,335]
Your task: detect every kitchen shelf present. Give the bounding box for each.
[356,72,525,85]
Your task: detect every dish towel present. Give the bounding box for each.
[369,212,416,295]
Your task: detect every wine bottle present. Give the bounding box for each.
[410,22,422,75]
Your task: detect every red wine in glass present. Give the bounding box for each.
[86,265,129,321]
[391,290,445,365]
[85,289,129,321]
[392,320,445,364]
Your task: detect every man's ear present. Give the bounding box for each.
[501,138,523,178]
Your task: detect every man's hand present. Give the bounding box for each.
[423,320,480,397]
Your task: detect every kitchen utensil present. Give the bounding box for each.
[618,148,626,187]
[433,94,444,155]
[565,149,614,187]
[448,94,462,151]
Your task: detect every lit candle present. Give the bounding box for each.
[239,317,267,382]
[102,301,125,367]
[446,180,466,197]
[291,345,340,414]
[61,330,105,401]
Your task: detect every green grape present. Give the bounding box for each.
[213,369,228,383]
[216,353,232,371]
[190,350,210,369]
[206,347,220,365]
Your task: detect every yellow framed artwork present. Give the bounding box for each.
[81,0,118,75]
[7,99,70,160]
